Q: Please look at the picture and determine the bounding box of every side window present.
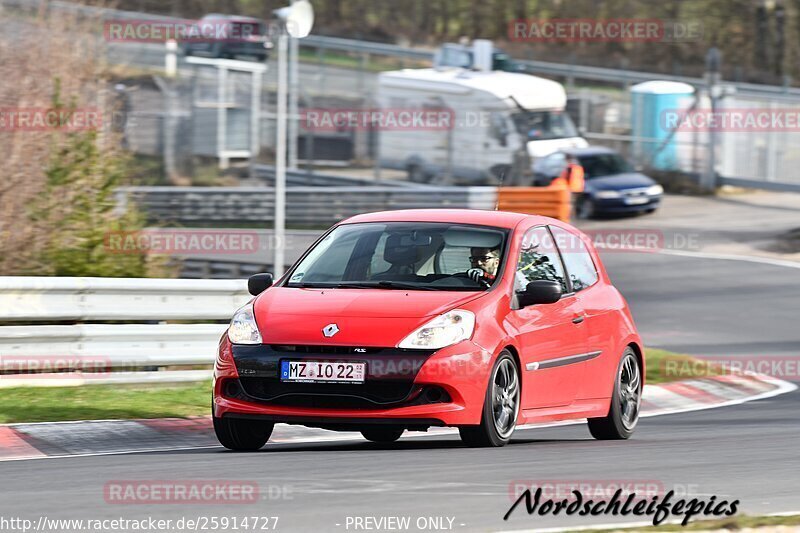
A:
[545,153,567,177]
[515,227,568,293]
[550,226,598,292]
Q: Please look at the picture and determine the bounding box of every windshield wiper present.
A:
[288,281,449,291]
[374,281,442,291]
[287,282,351,288]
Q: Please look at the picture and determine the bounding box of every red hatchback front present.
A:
[213,209,644,449]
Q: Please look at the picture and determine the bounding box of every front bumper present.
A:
[593,195,661,214]
[213,336,492,427]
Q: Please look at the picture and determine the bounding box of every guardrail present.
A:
[0,323,226,367]
[118,185,499,226]
[252,166,429,188]
[119,185,573,227]
[0,277,250,387]
[0,277,249,321]
[302,35,434,62]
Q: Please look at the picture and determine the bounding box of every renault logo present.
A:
[322,323,339,338]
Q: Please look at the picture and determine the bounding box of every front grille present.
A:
[623,187,651,197]
[270,345,383,355]
[238,377,415,405]
[230,378,449,409]
[229,344,440,410]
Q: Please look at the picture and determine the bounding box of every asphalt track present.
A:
[0,251,798,532]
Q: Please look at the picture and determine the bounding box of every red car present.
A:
[213,209,644,449]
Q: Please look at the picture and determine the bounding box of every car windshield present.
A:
[285,222,508,291]
[511,110,578,141]
[577,153,634,178]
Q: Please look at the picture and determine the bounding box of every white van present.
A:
[377,68,588,184]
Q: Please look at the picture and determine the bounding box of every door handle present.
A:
[572,315,585,324]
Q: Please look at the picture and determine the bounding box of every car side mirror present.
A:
[516,280,562,308]
[248,273,274,296]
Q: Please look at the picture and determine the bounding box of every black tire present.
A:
[577,196,596,219]
[588,347,641,440]
[361,427,405,443]
[644,208,657,214]
[213,415,273,451]
[459,351,520,448]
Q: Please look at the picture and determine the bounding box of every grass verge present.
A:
[567,513,800,531]
[644,348,723,385]
[0,381,211,424]
[0,348,721,424]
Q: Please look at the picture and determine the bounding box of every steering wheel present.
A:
[452,271,490,287]
[429,273,476,287]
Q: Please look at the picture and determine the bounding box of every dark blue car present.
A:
[533,146,663,218]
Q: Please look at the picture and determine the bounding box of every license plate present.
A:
[280,361,366,384]
[624,196,650,205]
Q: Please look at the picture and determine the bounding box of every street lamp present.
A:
[273,0,314,278]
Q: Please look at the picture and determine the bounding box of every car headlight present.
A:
[646,184,664,196]
[398,310,475,350]
[595,190,622,199]
[227,303,262,345]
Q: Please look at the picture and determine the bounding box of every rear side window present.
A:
[550,226,598,292]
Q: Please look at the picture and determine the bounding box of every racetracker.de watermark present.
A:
[104,230,272,255]
[663,356,800,380]
[662,108,800,132]
[0,356,112,377]
[104,19,264,43]
[527,229,701,254]
[302,108,455,132]
[103,481,292,504]
[508,19,702,43]
[508,480,700,501]
[0,108,101,132]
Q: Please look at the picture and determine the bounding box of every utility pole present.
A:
[272,0,314,278]
[702,47,721,191]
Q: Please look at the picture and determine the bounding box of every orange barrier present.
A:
[496,187,571,222]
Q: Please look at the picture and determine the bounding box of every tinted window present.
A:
[550,226,598,292]
[533,153,567,182]
[511,111,578,141]
[515,227,568,293]
[577,153,633,178]
[287,222,508,291]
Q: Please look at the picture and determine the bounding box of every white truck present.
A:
[377,66,588,184]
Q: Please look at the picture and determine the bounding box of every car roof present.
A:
[380,69,567,110]
[341,209,552,230]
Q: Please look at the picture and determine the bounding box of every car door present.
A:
[506,226,588,409]
[549,226,613,400]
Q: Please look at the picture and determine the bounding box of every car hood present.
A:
[586,172,655,191]
[252,287,485,346]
